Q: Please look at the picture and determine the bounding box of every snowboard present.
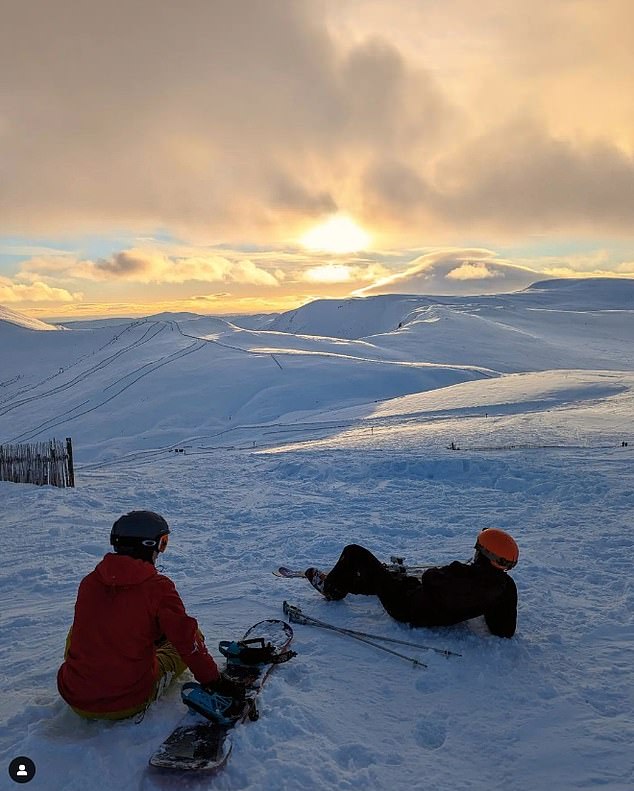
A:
[148,619,293,774]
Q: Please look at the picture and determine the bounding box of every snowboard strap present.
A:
[219,637,296,667]
[181,682,243,725]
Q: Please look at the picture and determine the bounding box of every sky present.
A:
[1,0,634,320]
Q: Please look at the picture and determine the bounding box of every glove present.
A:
[203,673,245,701]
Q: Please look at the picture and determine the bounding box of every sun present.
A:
[300,214,371,254]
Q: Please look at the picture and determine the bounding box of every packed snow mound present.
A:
[0,304,60,331]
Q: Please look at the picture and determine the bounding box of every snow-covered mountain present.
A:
[269,276,634,337]
[0,304,61,331]
[1,279,632,791]
[1,279,632,461]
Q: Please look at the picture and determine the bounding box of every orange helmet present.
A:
[475,528,519,571]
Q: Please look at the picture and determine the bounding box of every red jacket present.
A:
[57,553,219,714]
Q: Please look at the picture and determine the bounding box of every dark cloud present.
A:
[95,251,153,277]
[363,159,431,212]
[437,123,634,233]
[268,174,338,216]
[0,0,453,237]
[1,0,634,243]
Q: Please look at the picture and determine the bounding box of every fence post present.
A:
[0,438,76,488]
[66,437,75,488]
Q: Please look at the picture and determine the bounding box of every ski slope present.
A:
[1,278,633,790]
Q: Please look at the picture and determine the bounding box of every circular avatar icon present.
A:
[8,756,36,784]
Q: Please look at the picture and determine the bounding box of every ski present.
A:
[147,619,294,775]
[272,566,307,578]
[273,559,437,579]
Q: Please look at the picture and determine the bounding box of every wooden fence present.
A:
[0,437,75,488]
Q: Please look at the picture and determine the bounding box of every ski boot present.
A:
[305,568,344,600]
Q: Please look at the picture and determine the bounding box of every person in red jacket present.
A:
[305,528,519,638]
[57,510,240,720]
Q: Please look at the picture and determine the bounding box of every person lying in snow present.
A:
[305,528,519,638]
[57,510,242,720]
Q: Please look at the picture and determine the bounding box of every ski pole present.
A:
[326,623,460,658]
[283,602,460,658]
[283,602,427,668]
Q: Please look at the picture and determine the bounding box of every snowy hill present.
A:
[269,293,429,338]
[0,279,632,458]
[520,276,634,308]
[1,279,633,790]
[269,276,634,337]
[267,278,634,373]
[0,304,60,331]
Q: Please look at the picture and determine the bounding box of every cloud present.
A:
[434,122,634,234]
[19,249,280,286]
[304,264,354,284]
[2,0,634,247]
[446,263,496,281]
[191,293,232,302]
[0,276,81,303]
[356,249,543,295]
[268,175,338,216]
[302,262,389,284]
[0,0,458,243]
[363,160,431,213]
[542,264,634,280]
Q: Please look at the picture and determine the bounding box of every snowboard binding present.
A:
[219,637,296,667]
[181,682,248,725]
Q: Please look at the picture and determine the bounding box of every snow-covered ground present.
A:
[1,279,633,790]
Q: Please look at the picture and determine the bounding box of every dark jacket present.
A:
[403,559,517,637]
[57,553,219,714]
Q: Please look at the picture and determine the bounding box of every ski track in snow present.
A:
[1,282,633,790]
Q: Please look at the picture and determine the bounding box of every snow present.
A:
[1,279,633,790]
[0,305,60,332]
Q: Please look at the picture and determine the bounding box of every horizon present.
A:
[1,272,632,326]
[2,1,634,320]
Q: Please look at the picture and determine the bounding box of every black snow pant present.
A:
[324,544,427,624]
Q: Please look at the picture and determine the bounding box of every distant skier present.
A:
[305,528,519,638]
[57,510,242,720]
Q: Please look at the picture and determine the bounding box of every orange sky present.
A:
[1,1,634,318]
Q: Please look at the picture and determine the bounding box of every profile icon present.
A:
[8,756,36,784]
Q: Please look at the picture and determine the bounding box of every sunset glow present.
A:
[300,216,371,254]
[1,1,634,319]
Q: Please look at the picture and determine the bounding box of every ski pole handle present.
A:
[283,601,309,625]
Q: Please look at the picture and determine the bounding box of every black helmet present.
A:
[110,510,170,560]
